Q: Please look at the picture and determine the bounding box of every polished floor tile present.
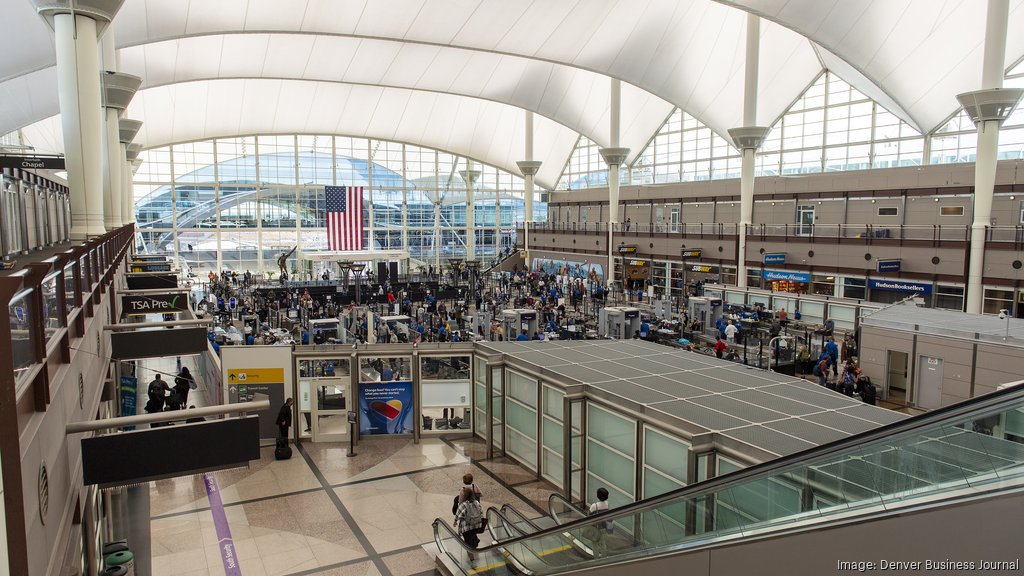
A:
[145,372,549,576]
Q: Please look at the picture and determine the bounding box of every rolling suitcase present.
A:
[275,437,292,460]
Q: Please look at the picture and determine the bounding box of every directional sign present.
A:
[226,368,284,384]
[0,155,66,170]
[122,293,187,315]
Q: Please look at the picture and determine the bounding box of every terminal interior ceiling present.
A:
[4,2,1024,576]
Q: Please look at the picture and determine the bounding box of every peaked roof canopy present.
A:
[3,0,1022,188]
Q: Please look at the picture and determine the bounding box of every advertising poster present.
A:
[120,375,138,431]
[359,381,414,435]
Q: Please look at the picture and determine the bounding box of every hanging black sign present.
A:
[681,249,703,258]
[0,155,66,170]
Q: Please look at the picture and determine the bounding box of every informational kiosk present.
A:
[502,309,539,340]
[599,306,640,339]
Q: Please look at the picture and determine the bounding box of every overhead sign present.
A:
[681,248,703,259]
[868,279,933,295]
[876,259,901,273]
[689,264,719,274]
[762,253,787,265]
[617,244,638,255]
[627,259,648,267]
[130,262,171,272]
[226,368,285,384]
[763,269,810,283]
[122,293,187,315]
[0,155,66,170]
[111,327,209,359]
[126,273,178,290]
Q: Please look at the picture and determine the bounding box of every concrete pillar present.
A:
[119,119,142,225]
[459,163,481,261]
[517,110,542,269]
[600,79,630,290]
[53,13,105,239]
[729,13,770,289]
[959,0,1023,313]
[100,28,140,231]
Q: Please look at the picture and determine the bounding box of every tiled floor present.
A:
[144,365,555,576]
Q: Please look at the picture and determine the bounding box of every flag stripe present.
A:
[326,185,364,251]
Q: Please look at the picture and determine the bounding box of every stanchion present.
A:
[347,410,357,457]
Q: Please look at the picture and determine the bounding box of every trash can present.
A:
[104,550,134,576]
[101,540,129,556]
[100,566,128,576]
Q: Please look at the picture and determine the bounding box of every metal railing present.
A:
[2,224,135,411]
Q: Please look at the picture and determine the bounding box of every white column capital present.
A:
[516,160,543,176]
[458,169,481,185]
[119,119,142,144]
[33,0,124,33]
[101,71,142,111]
[728,126,771,150]
[956,89,1023,127]
[598,147,630,167]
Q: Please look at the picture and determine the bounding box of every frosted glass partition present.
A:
[725,290,745,304]
[827,304,856,330]
[798,300,825,324]
[748,293,770,307]
[642,426,689,495]
[773,295,795,315]
[541,385,565,487]
[491,367,504,450]
[506,369,538,470]
[586,403,636,508]
[474,356,487,436]
[641,426,689,546]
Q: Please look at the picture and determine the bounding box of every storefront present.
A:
[762,269,810,294]
[867,278,933,304]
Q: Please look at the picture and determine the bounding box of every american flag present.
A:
[326,185,364,251]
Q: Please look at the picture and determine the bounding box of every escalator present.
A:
[434,380,1024,575]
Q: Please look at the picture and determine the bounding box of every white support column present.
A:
[729,13,770,289]
[100,32,119,229]
[52,12,107,239]
[119,117,142,226]
[517,111,542,270]
[459,162,481,261]
[600,78,630,291]
[959,0,1023,313]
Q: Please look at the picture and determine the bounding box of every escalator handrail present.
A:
[429,379,1024,562]
[501,504,545,533]
[546,493,587,525]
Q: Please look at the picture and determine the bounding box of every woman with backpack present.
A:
[453,486,485,560]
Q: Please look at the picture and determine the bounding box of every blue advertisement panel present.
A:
[762,253,787,265]
[763,269,810,282]
[359,381,414,435]
[120,375,138,431]
[868,279,933,295]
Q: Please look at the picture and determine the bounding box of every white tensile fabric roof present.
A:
[2,0,1022,188]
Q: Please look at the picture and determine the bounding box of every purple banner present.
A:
[203,473,243,576]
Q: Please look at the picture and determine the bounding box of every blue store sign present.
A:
[763,269,810,283]
[876,259,901,273]
[868,279,932,295]
[762,253,787,265]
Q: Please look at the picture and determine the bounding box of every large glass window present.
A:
[132,136,536,272]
